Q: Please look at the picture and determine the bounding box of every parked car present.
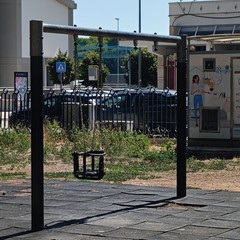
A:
[8,88,183,137]
[97,88,178,135]
[9,91,109,128]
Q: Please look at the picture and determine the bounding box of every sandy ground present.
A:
[124,170,240,192]
[2,163,240,192]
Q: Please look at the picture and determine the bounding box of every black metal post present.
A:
[73,152,79,174]
[138,0,142,88]
[176,35,187,198]
[73,25,78,87]
[30,20,44,231]
[98,36,103,89]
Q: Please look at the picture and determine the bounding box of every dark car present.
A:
[9,91,108,128]
[97,88,178,135]
[9,89,180,136]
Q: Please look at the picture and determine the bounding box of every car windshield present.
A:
[104,94,127,107]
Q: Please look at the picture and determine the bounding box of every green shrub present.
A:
[206,159,227,170]
[187,157,206,172]
[0,128,30,152]
[125,131,150,157]
[0,121,232,183]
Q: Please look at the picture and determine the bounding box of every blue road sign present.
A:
[56,62,66,73]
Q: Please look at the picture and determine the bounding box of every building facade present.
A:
[170,0,240,151]
[169,0,240,50]
[0,0,76,88]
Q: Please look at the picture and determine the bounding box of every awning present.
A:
[188,34,240,43]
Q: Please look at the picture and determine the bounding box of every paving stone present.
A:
[103,227,163,239]
[52,200,111,211]
[133,187,175,196]
[133,205,187,217]
[216,210,240,221]
[45,192,98,202]
[115,211,161,221]
[114,200,153,207]
[127,220,185,232]
[208,238,227,240]
[217,227,240,240]
[172,225,229,237]
[0,227,32,240]
[99,203,130,212]
[172,208,219,220]
[173,196,222,206]
[1,180,240,239]
[187,189,219,196]
[0,196,30,205]
[5,230,93,239]
[214,200,240,208]
[0,208,29,218]
[58,223,117,236]
[157,215,202,225]
[193,218,240,229]
[195,204,238,215]
[203,191,240,201]
[0,218,30,231]
[88,215,143,228]
[148,231,206,240]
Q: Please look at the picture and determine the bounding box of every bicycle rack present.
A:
[72,150,105,180]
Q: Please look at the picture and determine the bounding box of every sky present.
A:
[73,0,199,36]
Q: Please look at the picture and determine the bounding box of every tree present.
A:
[47,50,75,85]
[123,48,158,87]
[79,51,109,88]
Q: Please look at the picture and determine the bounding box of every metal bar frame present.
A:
[30,21,44,231]
[30,20,186,231]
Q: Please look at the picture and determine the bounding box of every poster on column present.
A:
[14,72,28,98]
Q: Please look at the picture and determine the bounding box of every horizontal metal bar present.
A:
[43,23,181,43]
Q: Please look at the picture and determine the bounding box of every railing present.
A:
[1,88,186,138]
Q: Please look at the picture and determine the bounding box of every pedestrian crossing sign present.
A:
[56,62,66,73]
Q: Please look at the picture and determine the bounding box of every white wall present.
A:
[22,0,70,58]
[0,0,75,88]
[0,0,22,87]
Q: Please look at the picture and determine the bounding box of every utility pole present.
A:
[138,0,142,87]
[115,18,120,85]
[73,25,78,89]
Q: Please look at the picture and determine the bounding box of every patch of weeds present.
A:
[0,172,27,180]
[44,144,58,163]
[60,142,74,163]
[104,155,175,183]
[143,151,175,163]
[206,159,227,170]
[138,173,157,180]
[187,157,206,172]
[44,172,74,180]
[14,129,31,152]
[0,150,29,167]
[44,120,67,142]
[100,129,126,157]
[142,147,176,172]
[0,128,30,152]
[104,165,128,182]
[125,132,150,158]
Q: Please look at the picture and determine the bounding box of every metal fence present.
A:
[0,88,184,138]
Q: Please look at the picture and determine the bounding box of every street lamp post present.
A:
[73,25,78,89]
[115,18,120,85]
[138,0,142,87]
